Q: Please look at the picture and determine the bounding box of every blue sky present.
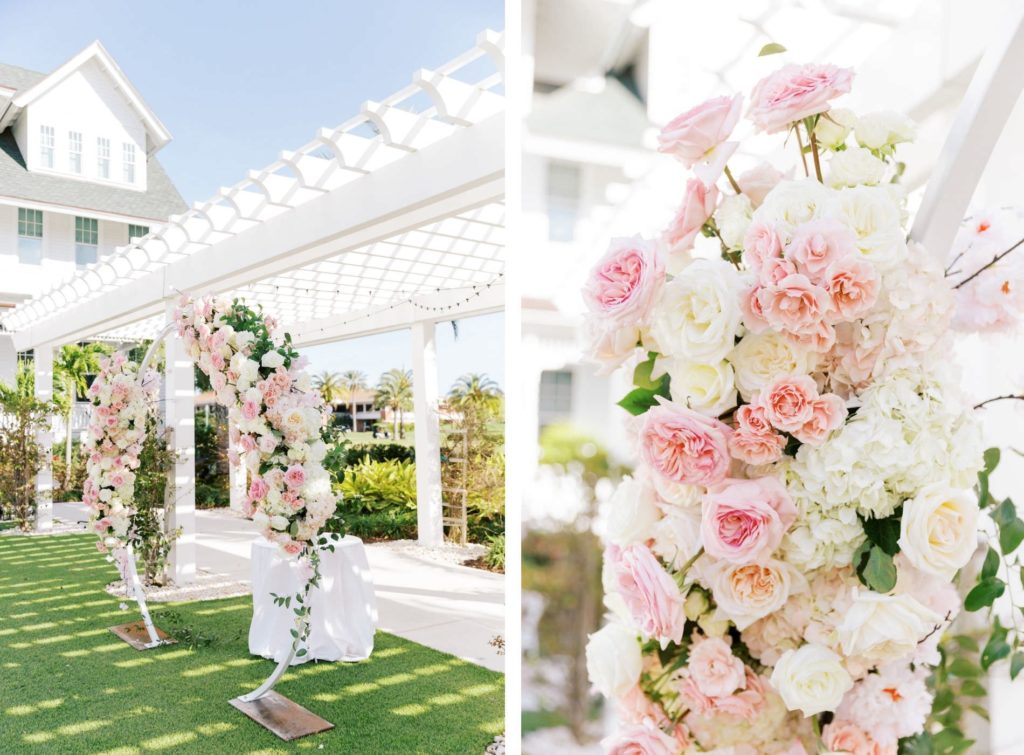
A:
[0,0,505,386]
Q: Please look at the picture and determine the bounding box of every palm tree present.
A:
[54,342,112,487]
[375,368,414,439]
[313,371,342,407]
[339,370,368,431]
[447,372,503,414]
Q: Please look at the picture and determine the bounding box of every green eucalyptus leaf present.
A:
[861,546,897,592]
[758,42,787,56]
[949,657,982,677]
[981,637,1011,670]
[960,678,986,697]
[1000,515,1024,555]
[981,547,1000,581]
[965,578,1005,612]
[984,447,1001,474]
[862,511,902,556]
[1011,651,1024,680]
[993,498,1016,528]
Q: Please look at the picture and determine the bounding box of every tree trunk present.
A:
[351,399,357,432]
[393,405,399,439]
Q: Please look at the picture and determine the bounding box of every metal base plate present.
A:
[108,621,176,650]
[229,691,334,741]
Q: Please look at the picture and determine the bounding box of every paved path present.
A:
[52,503,505,672]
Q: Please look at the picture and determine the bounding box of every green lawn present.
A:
[0,535,504,754]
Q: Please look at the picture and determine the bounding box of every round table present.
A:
[248,535,377,665]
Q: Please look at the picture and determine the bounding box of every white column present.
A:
[228,416,246,512]
[411,320,443,546]
[33,343,55,532]
[0,333,16,388]
[164,304,197,584]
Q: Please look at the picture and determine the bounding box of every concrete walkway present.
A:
[52,503,505,673]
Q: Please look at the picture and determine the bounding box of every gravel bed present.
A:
[105,570,252,603]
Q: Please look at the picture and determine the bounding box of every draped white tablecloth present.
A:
[248,535,377,665]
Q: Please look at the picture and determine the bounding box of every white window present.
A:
[122,143,135,183]
[40,125,55,169]
[97,137,110,179]
[68,131,82,174]
[75,216,99,265]
[545,161,581,242]
[17,208,43,265]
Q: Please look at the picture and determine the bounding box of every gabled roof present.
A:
[0,130,186,221]
[1,41,171,155]
[0,63,46,93]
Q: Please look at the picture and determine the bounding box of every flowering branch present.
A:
[953,235,1024,289]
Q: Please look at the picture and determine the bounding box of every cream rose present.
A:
[752,178,831,242]
[705,558,808,630]
[898,483,980,580]
[770,644,853,716]
[586,621,642,698]
[714,193,753,251]
[855,110,916,150]
[838,590,941,662]
[664,358,738,417]
[826,185,906,269]
[605,476,661,546]
[814,107,856,149]
[729,331,817,402]
[827,146,886,188]
[648,258,742,363]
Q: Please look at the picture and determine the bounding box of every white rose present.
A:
[651,477,701,508]
[828,146,886,188]
[648,258,742,363]
[651,501,702,570]
[253,511,270,531]
[583,319,639,375]
[826,185,906,268]
[729,331,817,403]
[705,559,808,630]
[261,350,286,369]
[855,110,916,150]
[663,358,737,417]
[605,476,660,546]
[269,514,290,531]
[752,178,831,242]
[838,590,941,662]
[586,621,642,698]
[714,193,753,250]
[770,644,853,716]
[814,107,856,149]
[898,483,979,580]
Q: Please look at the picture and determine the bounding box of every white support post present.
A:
[33,343,55,532]
[164,304,197,584]
[411,321,443,546]
[228,417,246,512]
[0,333,16,388]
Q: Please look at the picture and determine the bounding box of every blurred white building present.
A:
[521,0,1024,750]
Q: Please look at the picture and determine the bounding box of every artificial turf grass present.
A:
[0,534,504,754]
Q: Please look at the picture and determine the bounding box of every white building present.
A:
[0,41,186,310]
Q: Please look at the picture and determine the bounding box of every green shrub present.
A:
[342,508,417,541]
[340,458,417,512]
[347,443,415,464]
[485,533,505,571]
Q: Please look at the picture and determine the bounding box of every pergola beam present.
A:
[10,115,503,352]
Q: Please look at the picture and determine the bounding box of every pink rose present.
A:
[663,179,719,257]
[737,162,785,207]
[759,273,833,336]
[109,472,126,488]
[616,686,670,727]
[606,544,686,645]
[248,477,269,501]
[729,427,785,466]
[639,401,732,487]
[241,399,260,421]
[282,540,304,556]
[792,394,847,446]
[785,318,837,353]
[786,219,857,280]
[284,464,306,489]
[687,636,746,697]
[712,669,768,721]
[701,477,796,563]
[239,434,257,453]
[601,720,679,755]
[822,720,894,755]
[742,222,782,274]
[748,63,854,134]
[582,236,664,326]
[259,435,279,455]
[825,256,880,321]
[758,374,819,432]
[658,95,742,166]
[761,255,799,285]
[734,404,772,435]
[739,284,771,334]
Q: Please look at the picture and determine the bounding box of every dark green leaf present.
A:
[861,546,897,592]
[296,647,307,657]
[1000,515,1024,555]
[954,634,980,652]
[1011,652,1024,679]
[758,42,787,56]
[898,732,934,755]
[632,353,664,391]
[993,498,1016,528]
[932,686,955,711]
[984,447,1001,474]
[862,511,902,556]
[617,387,662,416]
[964,578,1005,611]
[949,657,982,677]
[981,637,1011,670]
[960,678,986,696]
[981,547,1001,580]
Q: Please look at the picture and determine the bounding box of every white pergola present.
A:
[0,30,505,583]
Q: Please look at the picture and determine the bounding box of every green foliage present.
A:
[0,387,54,528]
[342,507,418,541]
[194,405,229,508]
[346,442,416,464]
[341,458,418,512]
[485,533,505,571]
[758,42,787,56]
[617,352,671,416]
